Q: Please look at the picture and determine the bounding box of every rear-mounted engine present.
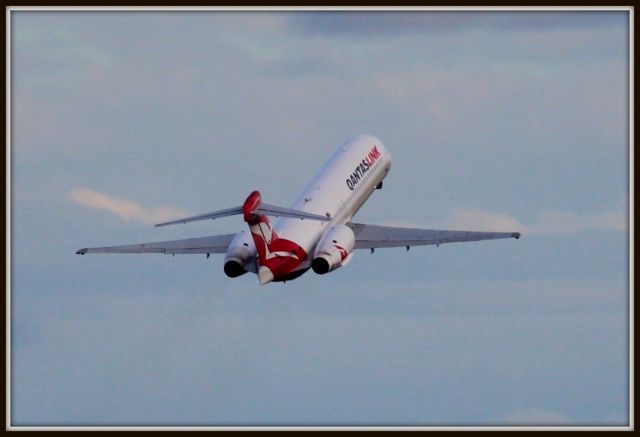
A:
[312,225,355,274]
[223,230,256,278]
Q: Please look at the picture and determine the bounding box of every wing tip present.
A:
[154,220,178,227]
[512,232,521,239]
[76,248,88,255]
[154,220,193,227]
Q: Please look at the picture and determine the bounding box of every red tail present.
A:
[243,190,278,263]
[242,191,307,284]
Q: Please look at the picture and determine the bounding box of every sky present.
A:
[9,9,631,427]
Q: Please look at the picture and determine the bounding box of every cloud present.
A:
[290,11,626,37]
[70,188,189,225]
[533,209,628,234]
[437,208,531,233]
[434,207,627,235]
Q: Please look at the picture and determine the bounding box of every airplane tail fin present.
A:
[243,191,314,285]
[243,190,277,259]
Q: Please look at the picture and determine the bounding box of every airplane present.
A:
[76,134,521,285]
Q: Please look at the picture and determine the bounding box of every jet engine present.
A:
[223,230,257,277]
[312,225,355,274]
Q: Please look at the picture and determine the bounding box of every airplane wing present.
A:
[76,234,236,255]
[347,223,520,249]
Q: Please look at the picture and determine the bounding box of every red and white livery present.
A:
[77,135,520,285]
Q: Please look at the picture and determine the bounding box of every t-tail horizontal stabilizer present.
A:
[154,193,331,227]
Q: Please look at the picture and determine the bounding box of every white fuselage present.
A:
[230,135,392,275]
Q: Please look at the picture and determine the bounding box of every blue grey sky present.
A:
[10,9,630,427]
